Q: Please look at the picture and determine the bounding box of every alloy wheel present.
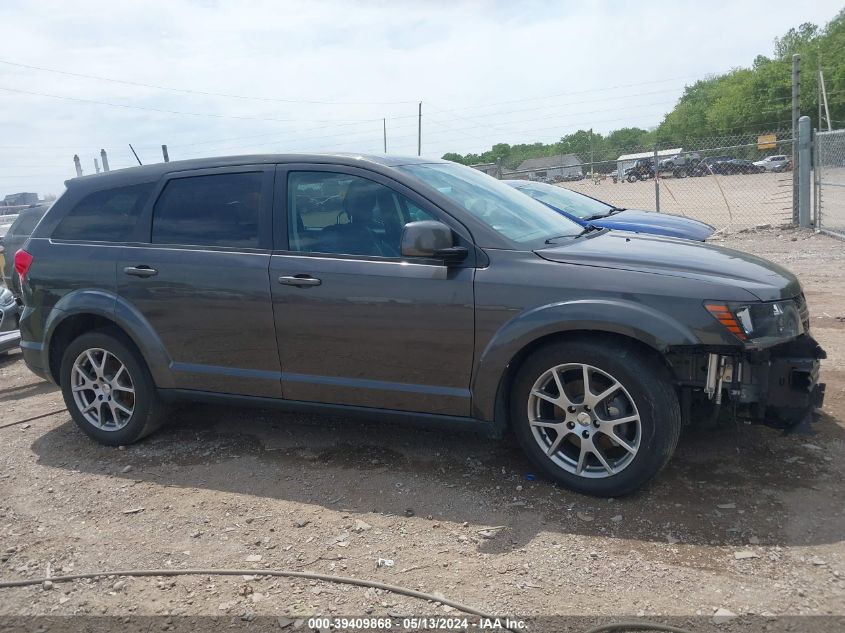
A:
[527,363,641,478]
[70,348,136,431]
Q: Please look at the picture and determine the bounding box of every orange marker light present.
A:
[705,303,747,341]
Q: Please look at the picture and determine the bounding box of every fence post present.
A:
[73,154,82,178]
[100,149,110,172]
[798,116,811,228]
[791,53,800,224]
[653,146,660,213]
[813,128,820,227]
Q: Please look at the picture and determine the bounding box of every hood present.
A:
[536,231,801,301]
[590,209,715,241]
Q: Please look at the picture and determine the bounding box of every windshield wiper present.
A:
[544,233,579,244]
[575,224,604,237]
[584,207,623,221]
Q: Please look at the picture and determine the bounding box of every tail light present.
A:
[14,249,34,285]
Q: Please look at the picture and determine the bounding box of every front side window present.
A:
[152,172,262,248]
[399,162,582,246]
[287,171,435,257]
[52,183,153,242]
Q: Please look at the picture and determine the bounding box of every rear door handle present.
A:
[124,265,158,278]
[278,274,321,287]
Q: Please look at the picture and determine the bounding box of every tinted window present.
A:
[287,172,435,257]
[152,172,262,248]
[52,184,153,242]
[9,207,48,236]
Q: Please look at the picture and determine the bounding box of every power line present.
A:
[0,58,419,106]
[0,85,381,124]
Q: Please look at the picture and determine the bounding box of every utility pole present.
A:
[161,144,170,162]
[383,118,387,154]
[417,102,422,157]
[100,148,110,172]
[792,53,800,224]
[819,69,832,132]
[73,154,82,178]
[589,128,594,178]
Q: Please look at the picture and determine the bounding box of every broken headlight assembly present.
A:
[705,300,803,347]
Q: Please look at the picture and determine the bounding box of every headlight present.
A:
[705,300,803,344]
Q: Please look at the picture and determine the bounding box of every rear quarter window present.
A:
[52,183,154,242]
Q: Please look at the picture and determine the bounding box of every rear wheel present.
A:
[60,330,165,446]
[511,340,681,496]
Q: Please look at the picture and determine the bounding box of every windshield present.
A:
[509,181,613,219]
[398,162,582,246]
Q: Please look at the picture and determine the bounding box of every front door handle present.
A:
[124,265,158,278]
[278,274,321,288]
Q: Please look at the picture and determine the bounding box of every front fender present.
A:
[470,299,699,422]
[42,289,174,388]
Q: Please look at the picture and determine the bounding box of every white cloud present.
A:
[0,0,840,196]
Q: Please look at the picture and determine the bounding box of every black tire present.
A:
[60,329,166,446]
[510,339,681,497]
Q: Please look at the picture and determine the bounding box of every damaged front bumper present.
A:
[705,335,826,427]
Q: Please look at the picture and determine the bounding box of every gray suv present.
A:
[15,154,825,496]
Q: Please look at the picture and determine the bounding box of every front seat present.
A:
[329,180,385,256]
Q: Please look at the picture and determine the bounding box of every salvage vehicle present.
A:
[504,179,714,241]
[14,154,825,496]
[0,287,21,354]
[1,205,49,297]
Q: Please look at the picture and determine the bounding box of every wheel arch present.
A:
[44,290,173,388]
[472,300,697,431]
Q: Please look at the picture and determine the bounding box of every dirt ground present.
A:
[0,227,843,632]
[564,172,795,230]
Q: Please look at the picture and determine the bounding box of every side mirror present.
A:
[400,221,468,264]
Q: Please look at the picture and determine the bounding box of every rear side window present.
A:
[9,208,46,236]
[152,172,262,248]
[52,184,153,242]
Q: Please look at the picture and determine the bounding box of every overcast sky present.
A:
[0,0,841,197]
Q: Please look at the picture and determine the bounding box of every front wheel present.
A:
[511,340,681,496]
[60,330,166,446]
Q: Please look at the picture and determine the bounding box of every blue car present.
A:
[505,179,715,241]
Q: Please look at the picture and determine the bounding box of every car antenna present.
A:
[129,144,143,166]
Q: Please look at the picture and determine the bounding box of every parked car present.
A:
[754,154,791,172]
[693,156,734,176]
[624,158,654,182]
[0,286,21,354]
[16,154,825,496]
[723,159,763,175]
[1,205,49,296]
[504,180,714,240]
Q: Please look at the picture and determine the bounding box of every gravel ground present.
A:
[0,227,843,632]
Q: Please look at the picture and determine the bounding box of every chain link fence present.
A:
[474,131,796,232]
[815,129,845,239]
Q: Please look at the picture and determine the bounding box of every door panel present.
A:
[118,246,281,397]
[270,254,474,414]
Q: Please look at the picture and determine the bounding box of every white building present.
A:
[616,148,682,180]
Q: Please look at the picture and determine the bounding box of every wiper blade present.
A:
[608,206,626,215]
[575,224,603,237]
[544,233,579,244]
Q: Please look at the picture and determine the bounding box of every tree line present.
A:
[443,9,844,169]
